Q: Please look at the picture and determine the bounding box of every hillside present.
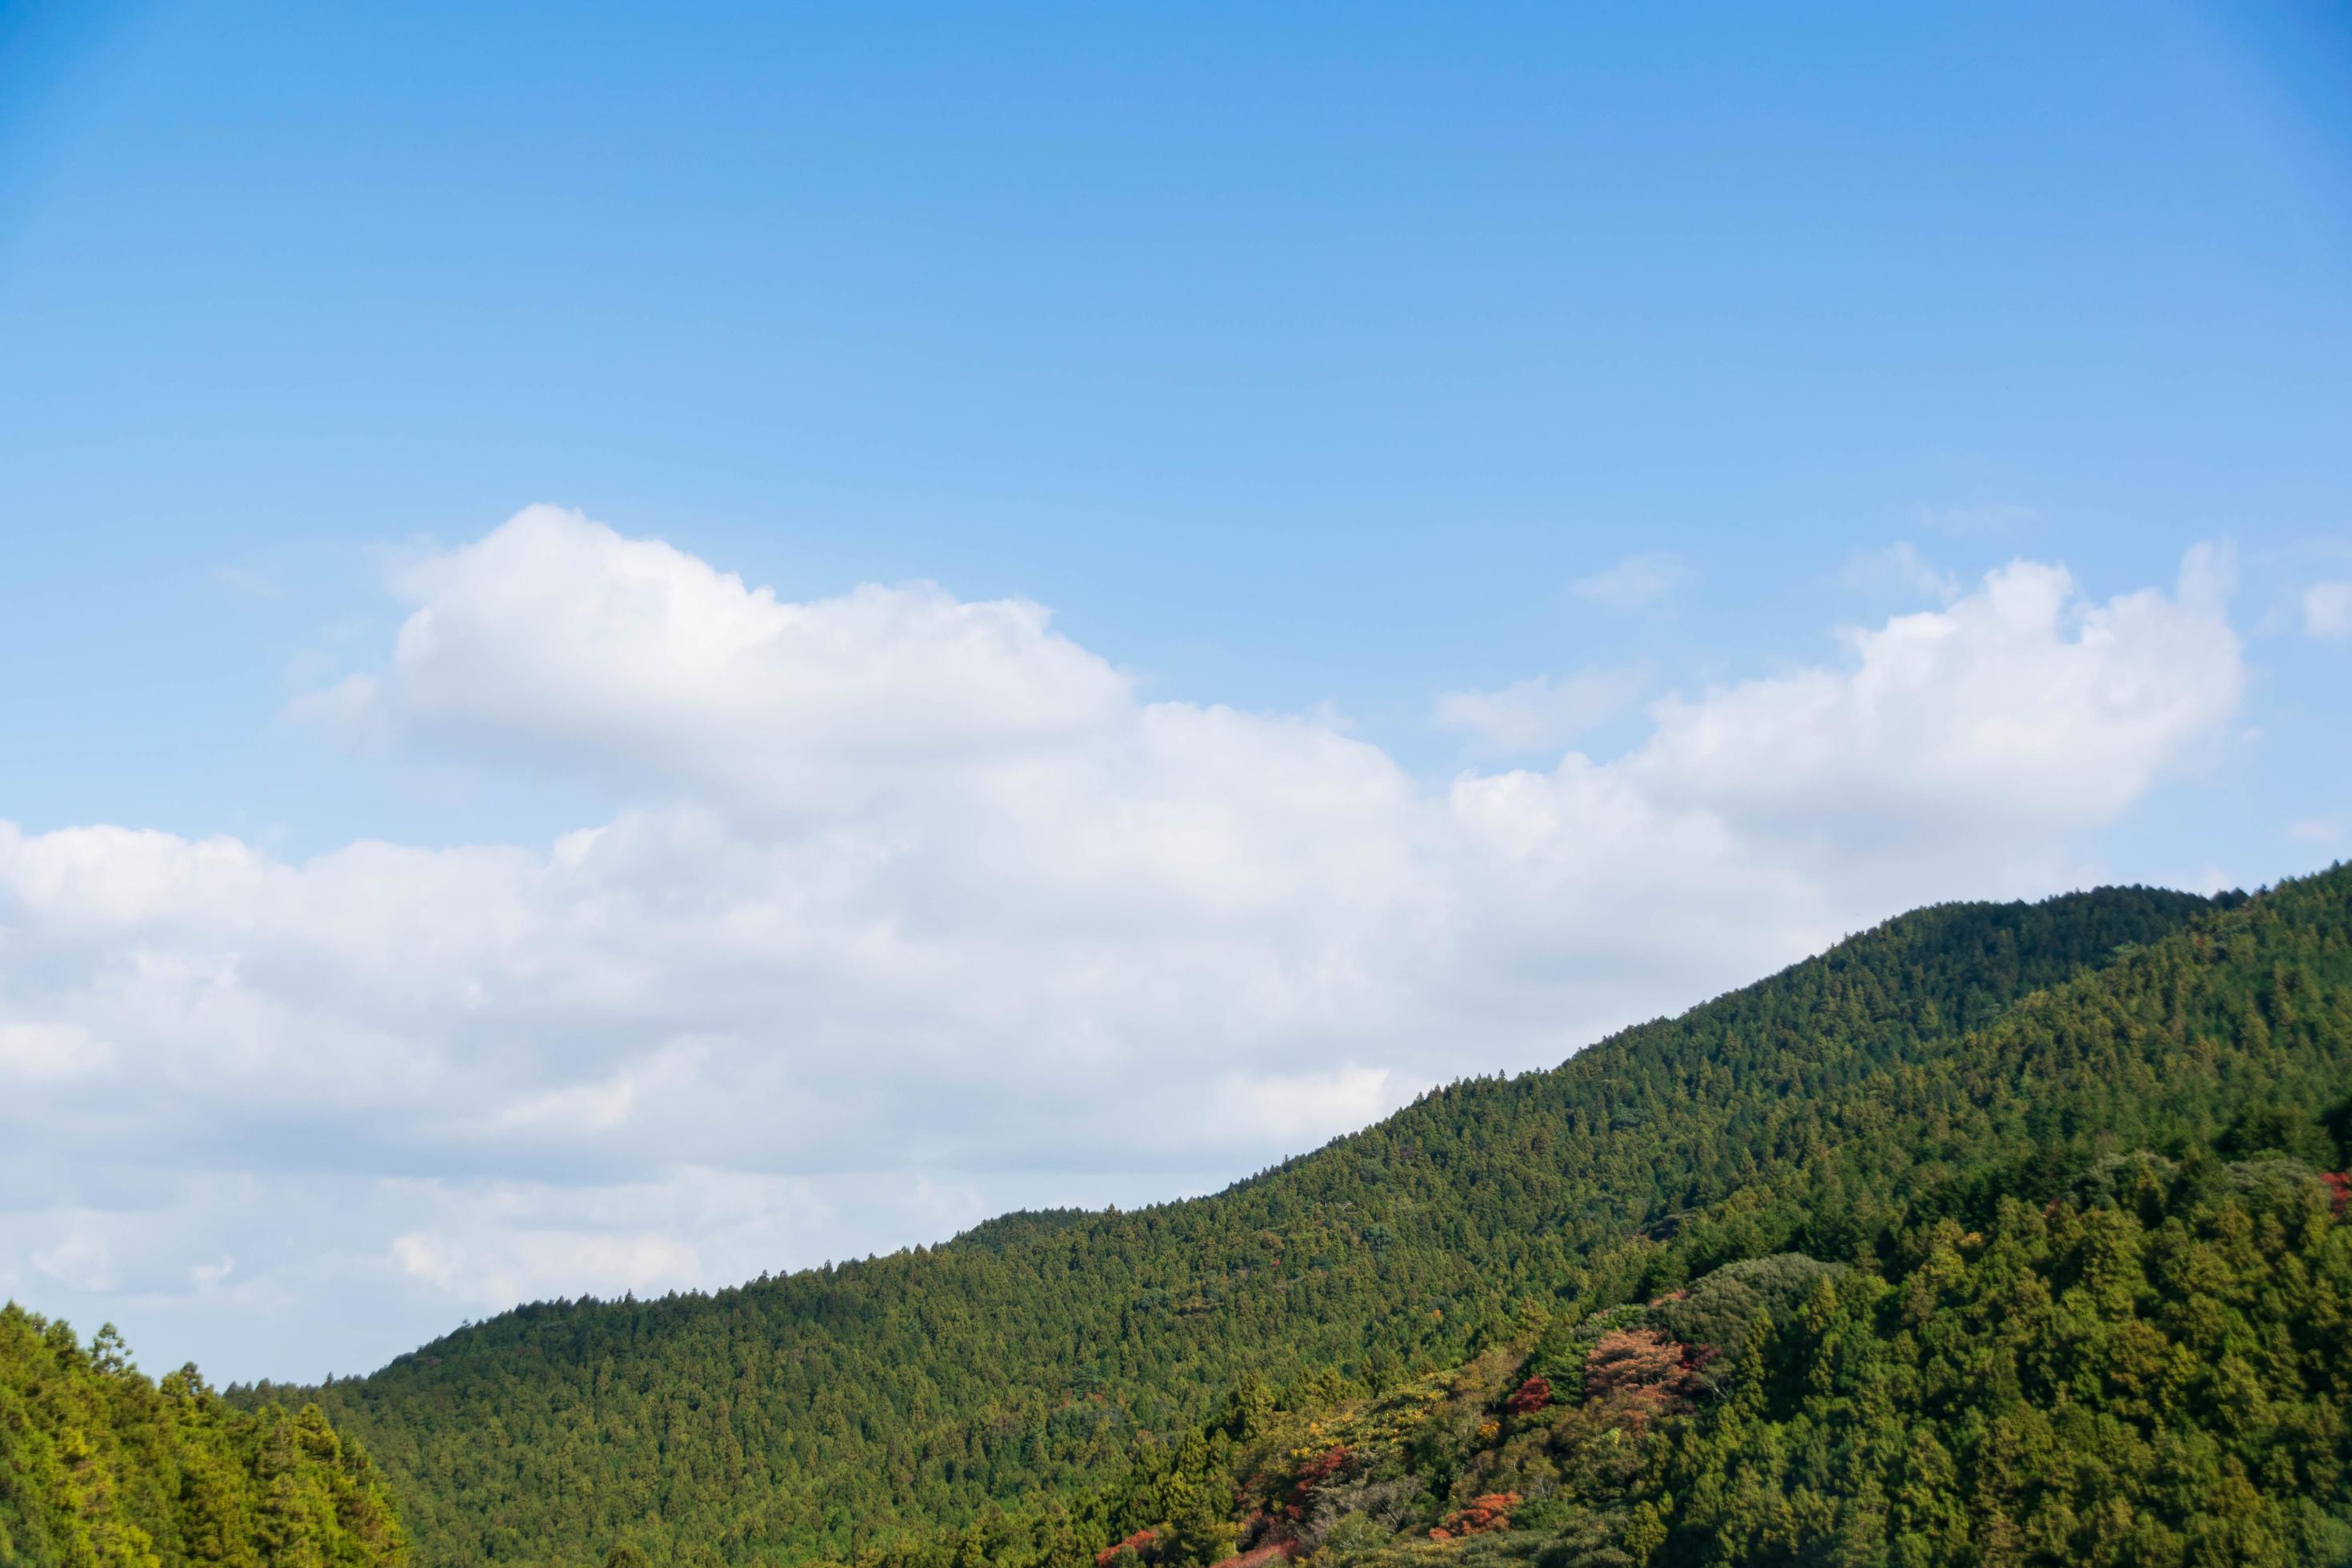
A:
[836,867,2352,1568]
[250,870,2352,1565]
[893,1143,2350,1568]
[0,1308,406,1566]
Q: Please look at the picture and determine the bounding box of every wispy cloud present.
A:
[2302,581,2350,641]
[1434,666,1650,755]
[207,563,282,599]
[1840,541,1961,603]
[1569,550,1685,608]
[1910,502,2037,538]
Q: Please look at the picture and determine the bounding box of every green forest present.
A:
[11,864,2350,1565]
[0,1305,406,1566]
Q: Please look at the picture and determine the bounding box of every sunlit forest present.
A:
[0,1306,406,1566]
[149,864,2343,1566]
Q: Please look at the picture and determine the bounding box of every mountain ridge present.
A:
[234,869,2352,1565]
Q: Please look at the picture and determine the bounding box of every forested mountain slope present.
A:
[267,870,2352,1566]
[909,1147,2351,1568]
[0,1308,406,1566]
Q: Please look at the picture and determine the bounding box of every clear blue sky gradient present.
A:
[2,0,2348,883]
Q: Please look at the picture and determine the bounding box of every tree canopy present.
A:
[0,1307,406,1567]
[222,866,2351,1564]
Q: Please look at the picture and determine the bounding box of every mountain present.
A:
[1011,1139,2350,1568]
[242,866,2351,1566]
[0,1307,406,1566]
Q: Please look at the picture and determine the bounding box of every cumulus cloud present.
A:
[292,506,1130,807]
[0,508,2248,1380]
[1568,551,1684,607]
[1632,548,2242,838]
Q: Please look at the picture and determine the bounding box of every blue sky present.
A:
[1,1,2349,1380]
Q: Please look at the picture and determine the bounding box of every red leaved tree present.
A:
[1286,1446,1352,1514]
[1504,1376,1552,1415]
[1429,1494,1519,1541]
[1095,1529,1156,1567]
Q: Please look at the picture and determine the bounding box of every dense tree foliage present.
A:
[0,1307,406,1566]
[884,1148,2350,1568]
[1310,1153,2346,1566]
[249,868,2350,1565]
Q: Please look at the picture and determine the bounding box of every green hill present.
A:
[956,1140,2350,1568]
[0,1307,406,1566]
[246,866,2352,1566]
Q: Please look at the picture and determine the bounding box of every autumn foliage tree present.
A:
[1428,1494,1518,1541]
[1582,1330,1706,1422]
[1502,1377,1550,1415]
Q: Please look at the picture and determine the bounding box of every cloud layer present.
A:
[0,508,2246,1378]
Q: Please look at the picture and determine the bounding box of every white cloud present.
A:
[1211,1066,1398,1147]
[1568,551,1684,608]
[1840,541,1961,603]
[492,1041,707,1138]
[1432,667,1649,755]
[34,1226,111,1293]
[0,1020,111,1082]
[391,1226,699,1310]
[0,509,2248,1379]
[1631,549,2242,838]
[2303,580,2351,640]
[2184,862,2237,898]
[291,506,1130,809]
[380,1166,850,1309]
